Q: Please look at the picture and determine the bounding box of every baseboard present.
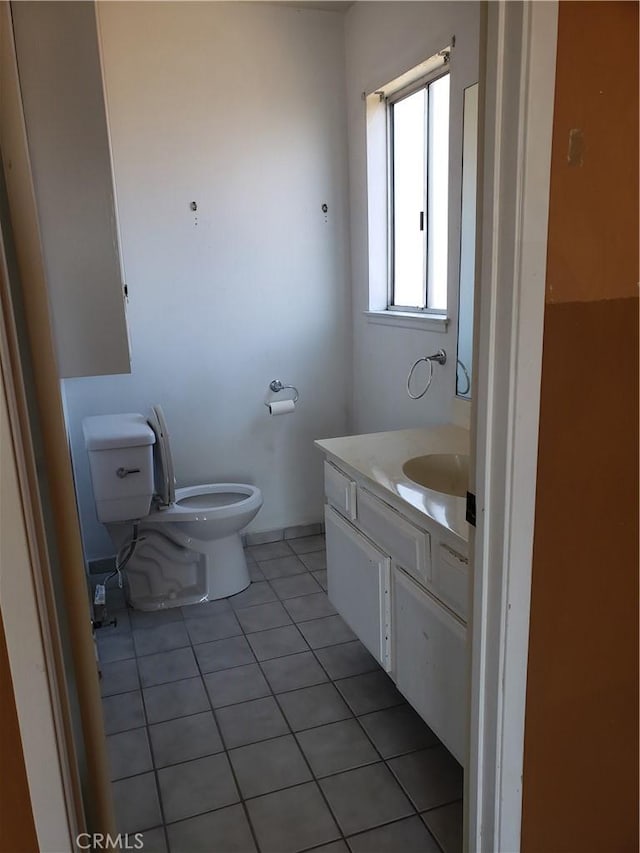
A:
[242,521,324,547]
[89,522,326,570]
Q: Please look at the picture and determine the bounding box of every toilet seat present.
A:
[147,482,262,524]
[147,405,261,526]
[148,405,176,508]
[146,405,261,526]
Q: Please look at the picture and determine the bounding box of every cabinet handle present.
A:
[116,467,140,478]
[346,482,358,521]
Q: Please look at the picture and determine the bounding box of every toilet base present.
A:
[107,524,250,611]
[202,533,251,600]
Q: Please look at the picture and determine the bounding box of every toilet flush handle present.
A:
[116,467,141,478]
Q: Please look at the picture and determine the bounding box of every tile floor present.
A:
[95,535,463,853]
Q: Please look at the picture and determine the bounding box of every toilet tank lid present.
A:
[83,414,156,451]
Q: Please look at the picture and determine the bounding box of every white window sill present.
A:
[364,310,449,332]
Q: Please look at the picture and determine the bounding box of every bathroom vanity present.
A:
[315,426,470,764]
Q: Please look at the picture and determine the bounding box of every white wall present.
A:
[63,1,351,560]
[344,1,479,433]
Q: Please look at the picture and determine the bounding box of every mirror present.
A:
[456,82,479,399]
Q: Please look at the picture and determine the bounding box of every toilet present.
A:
[83,406,262,611]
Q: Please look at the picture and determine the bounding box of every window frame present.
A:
[386,64,450,315]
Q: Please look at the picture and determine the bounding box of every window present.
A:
[388,71,450,313]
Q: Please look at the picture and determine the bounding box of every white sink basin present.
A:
[402,453,469,498]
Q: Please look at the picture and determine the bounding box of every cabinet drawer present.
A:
[358,487,431,586]
[433,544,469,622]
[324,461,357,521]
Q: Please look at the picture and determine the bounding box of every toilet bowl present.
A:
[83,407,263,611]
[152,483,263,540]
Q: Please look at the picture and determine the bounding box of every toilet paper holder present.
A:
[265,379,299,406]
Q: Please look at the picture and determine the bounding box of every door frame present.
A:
[0,0,114,845]
[0,268,80,853]
[467,2,558,851]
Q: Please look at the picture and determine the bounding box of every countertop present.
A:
[315,425,470,542]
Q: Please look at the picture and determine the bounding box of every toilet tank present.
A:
[83,413,156,523]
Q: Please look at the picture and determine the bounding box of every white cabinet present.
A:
[391,566,467,763]
[322,455,469,765]
[11,1,130,378]
[325,506,390,670]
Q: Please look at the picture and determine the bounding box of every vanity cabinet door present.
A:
[325,506,390,670]
[391,566,467,764]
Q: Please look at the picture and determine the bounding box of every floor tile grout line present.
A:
[229,575,324,609]
[420,800,463,853]
[103,630,366,697]
[246,624,314,664]
[294,810,444,853]
[302,635,434,827]
[99,642,344,698]
[229,584,351,847]
[105,651,418,744]
[155,779,447,853]
[155,772,451,843]
[306,639,381,688]
[139,680,356,742]
[231,594,435,848]
[153,796,454,853]
[109,732,440,787]
[105,545,304,845]
[251,544,325,562]
[112,582,260,842]
[249,656,350,848]
[420,795,464,815]
[127,651,170,849]
[185,620,265,853]
[147,779,453,853]
[345,811,445,853]
[103,580,336,660]
[343,692,431,787]
[418,817,448,853]
[326,690,429,827]
[104,542,460,852]
[111,723,444,831]
[111,700,442,787]
[132,678,158,798]
[101,624,370,692]
[110,704,444,778]
[383,743,455,818]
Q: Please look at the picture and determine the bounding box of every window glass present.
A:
[392,88,426,308]
[427,73,450,310]
[389,72,450,312]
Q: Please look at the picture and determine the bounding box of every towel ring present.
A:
[456,358,471,396]
[407,350,447,400]
[264,379,299,407]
